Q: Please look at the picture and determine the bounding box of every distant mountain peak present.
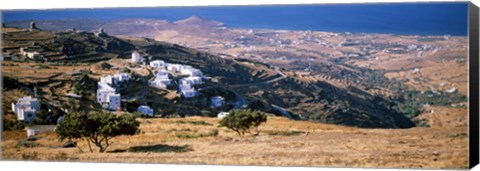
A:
[177,15,204,22]
[187,15,203,20]
[174,15,224,27]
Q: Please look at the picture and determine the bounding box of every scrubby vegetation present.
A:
[265,130,305,136]
[55,112,140,152]
[219,109,267,137]
[175,120,213,126]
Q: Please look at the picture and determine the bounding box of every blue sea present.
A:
[1,2,469,36]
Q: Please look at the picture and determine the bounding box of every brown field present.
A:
[1,116,468,169]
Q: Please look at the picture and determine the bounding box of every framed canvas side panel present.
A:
[469,1,479,169]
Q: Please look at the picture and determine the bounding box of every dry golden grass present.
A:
[1,116,467,169]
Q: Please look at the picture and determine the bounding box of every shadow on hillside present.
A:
[108,144,193,153]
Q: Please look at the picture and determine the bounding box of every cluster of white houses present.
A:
[11,51,228,124]
[135,51,227,111]
[144,53,204,98]
[135,51,227,110]
[96,72,131,111]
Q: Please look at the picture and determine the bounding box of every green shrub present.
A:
[100,62,112,70]
[3,119,25,130]
[56,111,140,152]
[219,109,267,137]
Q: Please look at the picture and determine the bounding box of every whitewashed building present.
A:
[149,78,171,88]
[156,70,170,79]
[150,60,166,69]
[217,112,230,118]
[96,82,121,110]
[445,86,457,93]
[149,69,171,88]
[131,51,144,63]
[180,68,203,77]
[20,47,43,60]
[179,76,202,85]
[211,96,225,108]
[137,105,154,116]
[179,83,192,91]
[166,64,183,73]
[12,96,41,124]
[101,73,129,88]
[100,75,114,85]
[412,68,421,74]
[181,89,198,98]
[25,52,42,59]
[179,84,197,98]
[26,128,36,137]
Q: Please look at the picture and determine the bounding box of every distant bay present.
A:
[2,2,468,36]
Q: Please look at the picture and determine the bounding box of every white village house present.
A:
[131,51,144,63]
[180,68,203,77]
[217,112,230,118]
[179,76,202,86]
[149,69,171,88]
[150,60,166,69]
[12,96,41,124]
[150,77,171,88]
[137,105,154,116]
[20,47,43,60]
[96,82,121,110]
[182,89,198,98]
[179,84,197,98]
[166,64,183,73]
[101,73,130,88]
[445,86,457,93]
[26,128,36,137]
[211,96,225,108]
[100,75,114,85]
[156,70,170,79]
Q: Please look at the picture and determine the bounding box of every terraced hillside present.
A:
[2,27,416,128]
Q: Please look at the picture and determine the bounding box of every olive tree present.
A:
[219,109,267,137]
[55,111,140,152]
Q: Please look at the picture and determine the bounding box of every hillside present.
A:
[2,26,418,128]
[2,27,135,62]
[1,116,468,169]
